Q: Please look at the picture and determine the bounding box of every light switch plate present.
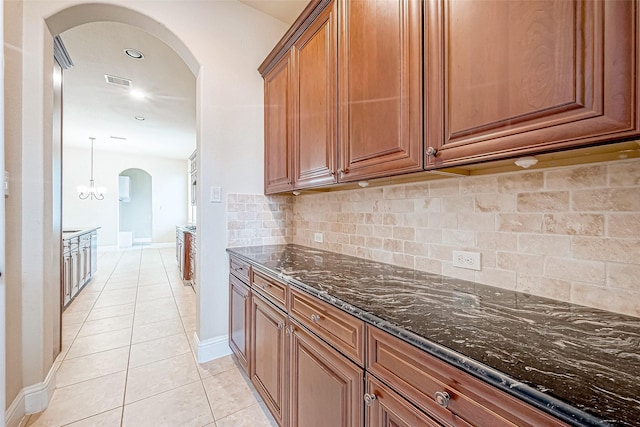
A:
[314,232,323,243]
[210,186,221,203]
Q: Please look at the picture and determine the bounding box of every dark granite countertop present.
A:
[227,244,640,427]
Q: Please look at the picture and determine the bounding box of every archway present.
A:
[118,168,152,247]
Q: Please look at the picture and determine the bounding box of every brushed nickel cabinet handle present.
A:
[310,314,321,323]
[434,391,450,408]
[364,393,377,406]
[426,146,438,157]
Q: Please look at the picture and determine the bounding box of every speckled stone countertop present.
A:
[227,244,640,427]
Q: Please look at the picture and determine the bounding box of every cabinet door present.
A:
[265,52,295,194]
[339,0,423,182]
[289,321,363,427]
[293,0,338,189]
[251,292,288,426]
[366,375,440,427]
[63,254,72,306]
[426,0,640,167]
[229,274,251,374]
[70,250,79,297]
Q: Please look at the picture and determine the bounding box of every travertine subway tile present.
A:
[543,213,604,236]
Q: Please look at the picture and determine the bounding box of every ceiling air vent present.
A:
[104,74,132,88]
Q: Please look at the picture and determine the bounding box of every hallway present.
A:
[24,247,275,426]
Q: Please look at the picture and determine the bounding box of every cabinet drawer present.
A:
[230,257,251,283]
[252,271,287,310]
[367,327,568,427]
[289,287,365,366]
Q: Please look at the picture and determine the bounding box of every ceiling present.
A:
[60,1,307,160]
[238,0,308,24]
[61,21,197,159]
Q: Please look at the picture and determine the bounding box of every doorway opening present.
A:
[118,168,152,247]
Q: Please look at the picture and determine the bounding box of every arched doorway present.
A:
[118,168,152,247]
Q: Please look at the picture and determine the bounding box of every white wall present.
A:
[63,147,188,246]
[8,0,288,416]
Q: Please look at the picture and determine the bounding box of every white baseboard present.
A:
[194,332,231,363]
[24,363,56,414]
[5,389,25,427]
[5,362,55,427]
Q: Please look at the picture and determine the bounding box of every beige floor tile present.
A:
[26,371,126,427]
[78,314,134,337]
[202,366,261,420]
[62,310,90,326]
[86,303,135,322]
[215,403,276,427]
[181,313,196,332]
[197,355,239,379]
[134,309,181,327]
[131,318,185,344]
[125,353,200,404]
[136,284,173,302]
[102,280,137,290]
[66,328,132,359]
[56,347,130,387]
[122,381,213,427]
[128,333,190,368]
[93,292,137,309]
[61,322,83,352]
[64,408,122,426]
[135,296,176,311]
[80,280,107,293]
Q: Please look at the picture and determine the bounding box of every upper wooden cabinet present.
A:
[338,0,423,181]
[293,0,338,188]
[264,52,295,194]
[425,0,640,168]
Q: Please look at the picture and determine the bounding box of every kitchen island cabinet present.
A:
[62,227,99,308]
[228,244,640,427]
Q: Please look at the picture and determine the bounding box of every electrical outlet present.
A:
[314,232,324,243]
[452,250,481,271]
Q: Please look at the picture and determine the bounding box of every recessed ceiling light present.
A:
[124,48,144,60]
[134,116,145,121]
[130,89,145,99]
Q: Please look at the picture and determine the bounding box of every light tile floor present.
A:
[25,246,276,427]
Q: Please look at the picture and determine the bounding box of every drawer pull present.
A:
[310,314,321,323]
[277,322,284,330]
[364,393,377,406]
[434,391,450,408]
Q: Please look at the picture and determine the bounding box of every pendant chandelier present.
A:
[77,137,106,200]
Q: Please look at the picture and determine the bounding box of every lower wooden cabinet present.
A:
[229,257,569,427]
[251,291,288,426]
[229,274,251,373]
[289,321,363,427]
[366,374,440,427]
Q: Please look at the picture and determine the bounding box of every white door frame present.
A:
[1,2,8,425]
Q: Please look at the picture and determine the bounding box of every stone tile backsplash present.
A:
[289,158,640,317]
[226,194,292,247]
